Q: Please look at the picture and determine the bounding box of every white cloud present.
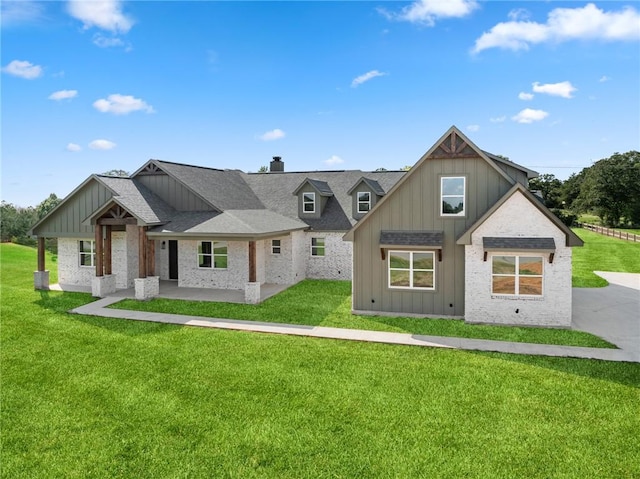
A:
[1,1,44,27]
[599,75,610,83]
[49,89,78,101]
[89,139,116,150]
[2,59,42,79]
[93,94,154,114]
[473,3,640,53]
[508,8,531,22]
[67,0,134,33]
[324,155,344,166]
[490,116,506,123]
[351,70,387,88]
[518,92,534,100]
[380,0,478,25]
[532,81,576,98]
[66,143,82,152]
[467,125,480,132]
[92,33,125,48]
[258,129,286,141]
[512,108,549,124]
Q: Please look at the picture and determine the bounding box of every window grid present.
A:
[357,191,371,213]
[303,192,315,213]
[198,241,228,269]
[491,255,543,296]
[388,250,435,290]
[441,176,465,216]
[311,237,325,257]
[271,239,281,255]
[79,240,95,267]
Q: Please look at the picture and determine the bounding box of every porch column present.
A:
[34,237,49,290]
[249,241,256,282]
[146,238,155,277]
[138,226,147,278]
[95,225,104,277]
[104,225,112,275]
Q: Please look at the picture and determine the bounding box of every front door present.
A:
[169,240,178,280]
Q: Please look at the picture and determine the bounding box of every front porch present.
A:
[49,280,291,304]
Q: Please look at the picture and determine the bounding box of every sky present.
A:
[2,0,639,207]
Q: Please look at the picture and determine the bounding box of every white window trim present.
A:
[440,176,465,217]
[197,241,228,269]
[79,240,95,268]
[303,192,316,213]
[491,254,544,297]
[357,191,371,214]
[271,239,281,255]
[388,250,436,290]
[311,237,325,257]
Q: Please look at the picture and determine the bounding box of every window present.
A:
[388,251,435,290]
[79,240,95,267]
[357,191,371,213]
[311,237,325,256]
[441,177,465,216]
[271,239,281,255]
[492,255,543,296]
[303,192,315,213]
[198,241,228,269]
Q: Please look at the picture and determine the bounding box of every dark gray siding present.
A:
[296,183,328,219]
[496,162,529,186]
[350,185,380,220]
[352,156,513,317]
[136,173,212,211]
[32,180,113,237]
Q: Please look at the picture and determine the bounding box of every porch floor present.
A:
[49,280,291,304]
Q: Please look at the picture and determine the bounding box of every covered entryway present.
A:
[169,240,178,280]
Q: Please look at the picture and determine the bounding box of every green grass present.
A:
[572,228,640,287]
[2,243,640,478]
[112,279,614,348]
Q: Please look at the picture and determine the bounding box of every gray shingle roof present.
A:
[347,177,386,196]
[244,170,406,231]
[380,230,444,247]
[483,237,556,251]
[154,161,265,210]
[97,176,175,224]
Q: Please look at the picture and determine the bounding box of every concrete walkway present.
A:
[72,272,640,363]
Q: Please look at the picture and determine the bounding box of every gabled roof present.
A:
[293,178,334,196]
[483,237,556,252]
[347,177,386,196]
[482,151,538,180]
[133,160,265,211]
[380,230,444,248]
[456,183,583,247]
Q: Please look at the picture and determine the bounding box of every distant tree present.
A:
[257,165,268,173]
[561,170,587,211]
[0,201,37,244]
[36,193,61,219]
[400,165,412,171]
[575,151,640,227]
[528,173,563,209]
[102,169,130,177]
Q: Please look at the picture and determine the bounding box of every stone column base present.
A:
[245,282,261,304]
[34,270,50,290]
[135,276,159,300]
[92,275,117,298]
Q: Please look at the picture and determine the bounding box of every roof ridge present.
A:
[153,159,225,172]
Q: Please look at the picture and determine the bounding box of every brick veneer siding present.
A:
[178,239,249,289]
[464,192,572,327]
[58,238,95,287]
[305,232,352,280]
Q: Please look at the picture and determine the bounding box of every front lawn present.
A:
[2,244,640,478]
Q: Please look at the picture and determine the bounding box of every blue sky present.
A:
[2,0,639,207]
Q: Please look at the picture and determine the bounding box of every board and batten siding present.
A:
[352,156,514,317]
[136,173,212,211]
[31,179,113,237]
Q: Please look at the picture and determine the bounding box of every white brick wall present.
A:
[178,240,248,289]
[263,235,295,284]
[58,238,95,287]
[305,232,352,280]
[464,192,572,327]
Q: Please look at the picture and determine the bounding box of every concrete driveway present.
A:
[572,272,640,360]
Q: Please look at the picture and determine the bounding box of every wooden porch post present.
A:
[95,225,104,277]
[37,237,45,272]
[248,241,256,282]
[147,238,155,277]
[104,225,112,275]
[138,226,147,278]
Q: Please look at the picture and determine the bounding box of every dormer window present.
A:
[303,192,316,213]
[357,192,371,213]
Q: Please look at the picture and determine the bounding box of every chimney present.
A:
[270,156,284,172]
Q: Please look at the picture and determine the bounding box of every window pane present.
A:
[272,240,280,247]
[519,257,542,275]
[492,256,515,274]
[80,253,92,266]
[303,193,314,202]
[199,255,212,268]
[390,270,410,287]
[214,257,228,268]
[389,252,410,269]
[413,253,433,270]
[442,197,464,214]
[312,237,324,247]
[358,202,370,212]
[357,192,370,201]
[413,271,434,288]
[199,242,211,254]
[79,240,91,253]
[304,203,314,212]
[213,243,227,255]
[519,277,542,295]
[442,177,464,195]
[493,276,515,294]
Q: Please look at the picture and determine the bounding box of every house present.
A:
[30,156,405,302]
[343,126,583,327]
